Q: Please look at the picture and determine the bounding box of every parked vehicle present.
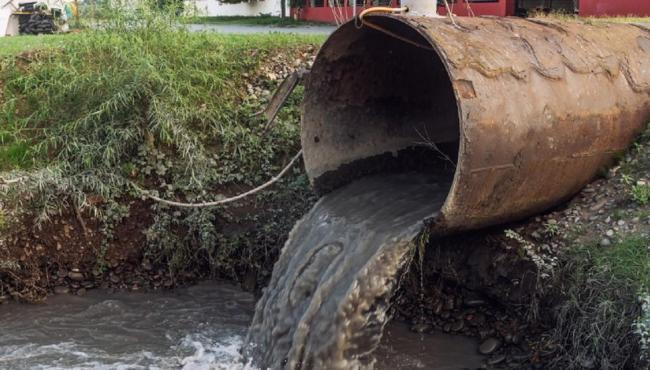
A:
[0,0,76,36]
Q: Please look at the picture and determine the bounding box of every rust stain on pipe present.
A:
[302,16,650,233]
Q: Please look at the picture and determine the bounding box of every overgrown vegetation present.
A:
[551,236,650,369]
[0,2,323,300]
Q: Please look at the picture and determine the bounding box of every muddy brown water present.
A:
[243,172,471,369]
[0,282,483,369]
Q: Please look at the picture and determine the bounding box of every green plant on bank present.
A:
[551,236,650,369]
[632,183,650,206]
[543,220,560,237]
[0,1,322,283]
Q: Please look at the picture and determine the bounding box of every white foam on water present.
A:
[0,334,257,370]
[179,335,257,370]
[0,282,258,370]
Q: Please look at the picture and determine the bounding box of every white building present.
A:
[192,0,288,17]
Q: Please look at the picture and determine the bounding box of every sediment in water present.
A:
[243,172,450,369]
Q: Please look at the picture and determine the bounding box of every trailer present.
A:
[1,0,75,37]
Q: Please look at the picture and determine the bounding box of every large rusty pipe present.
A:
[302,16,650,232]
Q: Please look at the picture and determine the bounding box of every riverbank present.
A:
[0,10,323,303]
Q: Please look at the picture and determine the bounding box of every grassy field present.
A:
[0,34,82,57]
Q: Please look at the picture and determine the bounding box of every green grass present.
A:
[0,34,80,57]
[632,184,650,206]
[0,30,324,172]
[184,15,328,27]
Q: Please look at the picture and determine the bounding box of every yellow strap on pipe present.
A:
[356,6,434,51]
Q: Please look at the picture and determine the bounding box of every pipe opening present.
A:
[302,16,460,197]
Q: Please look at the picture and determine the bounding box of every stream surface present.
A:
[0,282,483,370]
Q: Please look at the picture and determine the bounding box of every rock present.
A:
[600,238,612,247]
[67,269,84,281]
[479,337,501,355]
[76,288,87,296]
[444,297,455,310]
[617,220,626,226]
[110,274,120,284]
[510,351,531,362]
[589,199,607,212]
[468,312,486,327]
[0,294,8,304]
[487,354,506,365]
[451,320,464,332]
[54,286,70,294]
[606,229,615,237]
[141,259,153,271]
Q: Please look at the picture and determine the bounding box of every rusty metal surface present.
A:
[257,69,309,131]
[302,16,650,232]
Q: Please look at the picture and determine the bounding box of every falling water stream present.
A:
[243,172,456,369]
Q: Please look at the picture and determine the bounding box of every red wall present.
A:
[579,0,650,17]
[437,1,507,17]
[292,0,650,23]
[292,0,508,22]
